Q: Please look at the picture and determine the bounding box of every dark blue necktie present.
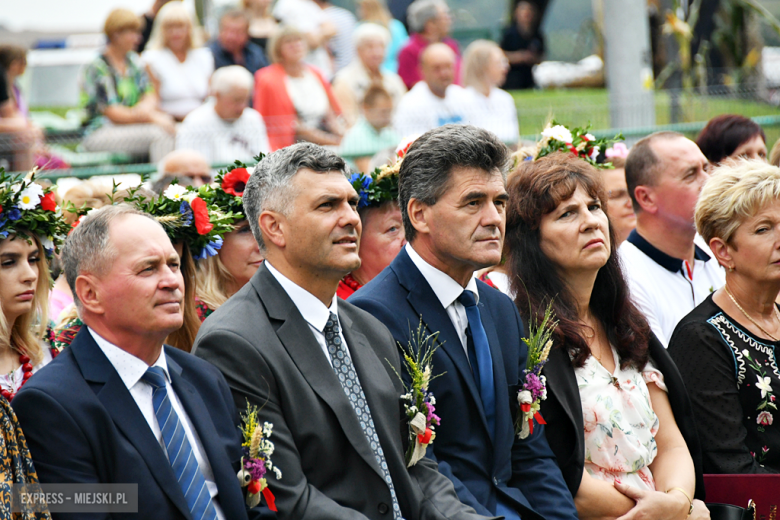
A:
[142,367,218,520]
[458,290,496,439]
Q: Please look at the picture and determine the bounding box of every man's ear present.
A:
[633,185,658,214]
[709,237,735,270]
[75,274,105,316]
[259,211,286,249]
[407,198,431,237]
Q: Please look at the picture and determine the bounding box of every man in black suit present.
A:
[13,204,269,520]
[193,143,493,520]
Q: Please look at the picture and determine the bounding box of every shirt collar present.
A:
[265,261,338,332]
[626,229,711,273]
[405,244,479,308]
[87,327,169,390]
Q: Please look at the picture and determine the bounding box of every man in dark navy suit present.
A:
[350,125,578,520]
[13,205,271,520]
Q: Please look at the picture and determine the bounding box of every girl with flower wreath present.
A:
[194,164,263,321]
[0,173,68,402]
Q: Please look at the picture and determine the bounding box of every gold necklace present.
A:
[724,285,780,341]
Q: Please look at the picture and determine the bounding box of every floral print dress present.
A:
[575,347,667,490]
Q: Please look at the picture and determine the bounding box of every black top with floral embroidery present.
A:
[669,293,780,474]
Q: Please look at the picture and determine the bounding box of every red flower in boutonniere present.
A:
[190,197,213,235]
[40,192,57,212]
[222,168,250,197]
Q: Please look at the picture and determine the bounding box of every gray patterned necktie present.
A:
[324,312,402,520]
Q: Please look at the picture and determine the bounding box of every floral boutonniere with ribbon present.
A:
[237,403,281,511]
[388,318,444,467]
[516,301,557,439]
[536,121,624,169]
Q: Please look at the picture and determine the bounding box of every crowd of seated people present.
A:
[4,109,780,519]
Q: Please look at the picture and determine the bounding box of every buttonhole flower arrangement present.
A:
[536,121,624,169]
[237,403,281,510]
[516,300,557,439]
[387,317,444,467]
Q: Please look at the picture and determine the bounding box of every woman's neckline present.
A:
[709,292,780,345]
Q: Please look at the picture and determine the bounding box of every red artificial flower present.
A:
[247,480,261,495]
[417,428,433,445]
[190,197,214,235]
[41,192,57,211]
[0,204,3,214]
[397,140,414,159]
[222,168,250,197]
[68,216,82,235]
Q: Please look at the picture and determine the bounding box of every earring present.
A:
[728,266,735,272]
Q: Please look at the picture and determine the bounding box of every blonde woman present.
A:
[243,0,279,51]
[356,0,408,73]
[142,2,214,120]
[0,175,69,401]
[462,39,518,146]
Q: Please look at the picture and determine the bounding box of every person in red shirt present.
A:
[397,0,460,89]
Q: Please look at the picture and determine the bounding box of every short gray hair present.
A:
[399,124,509,242]
[211,65,254,94]
[62,204,159,307]
[244,143,350,251]
[407,0,447,33]
[353,22,390,48]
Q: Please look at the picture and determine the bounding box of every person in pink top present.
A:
[397,0,460,89]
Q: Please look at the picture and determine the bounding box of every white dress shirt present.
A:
[405,244,479,354]
[265,261,350,366]
[88,328,225,520]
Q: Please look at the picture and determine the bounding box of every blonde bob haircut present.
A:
[104,9,142,41]
[462,39,502,88]
[145,1,205,52]
[195,253,237,312]
[0,234,50,366]
[696,159,780,247]
[267,26,306,64]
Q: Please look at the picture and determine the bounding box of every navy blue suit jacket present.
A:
[12,328,273,520]
[350,248,577,520]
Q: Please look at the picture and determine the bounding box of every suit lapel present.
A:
[70,330,192,519]
[544,346,583,450]
[391,250,492,438]
[255,266,386,481]
[168,354,245,520]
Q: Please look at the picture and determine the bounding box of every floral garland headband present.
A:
[534,121,624,169]
[0,169,70,255]
[199,155,266,220]
[348,136,416,208]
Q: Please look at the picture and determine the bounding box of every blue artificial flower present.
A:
[348,173,373,208]
[179,201,193,227]
[196,235,224,260]
[7,207,21,221]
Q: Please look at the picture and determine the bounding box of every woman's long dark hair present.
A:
[506,152,650,369]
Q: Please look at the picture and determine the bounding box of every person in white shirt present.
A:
[12,204,267,519]
[141,2,214,120]
[461,40,518,146]
[618,131,725,346]
[393,42,472,137]
[272,0,337,78]
[177,65,269,164]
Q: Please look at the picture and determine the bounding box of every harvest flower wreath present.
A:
[516,301,557,439]
[0,169,70,255]
[536,121,624,169]
[204,155,265,217]
[348,135,416,208]
[388,318,443,467]
[237,404,281,510]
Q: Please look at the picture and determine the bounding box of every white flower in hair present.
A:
[40,236,54,251]
[541,125,573,144]
[18,183,44,209]
[589,146,600,160]
[163,184,188,201]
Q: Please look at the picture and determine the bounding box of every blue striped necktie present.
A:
[142,367,218,520]
[457,290,496,439]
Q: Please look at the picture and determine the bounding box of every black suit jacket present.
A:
[192,264,494,520]
[12,328,268,520]
[540,333,706,500]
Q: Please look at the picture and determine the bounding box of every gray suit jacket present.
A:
[193,264,493,520]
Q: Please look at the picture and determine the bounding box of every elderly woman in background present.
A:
[80,8,175,163]
[507,152,707,519]
[696,114,767,165]
[669,160,780,474]
[601,147,636,246]
[254,26,344,150]
[332,23,407,127]
[141,2,213,121]
[356,0,408,73]
[461,39,518,146]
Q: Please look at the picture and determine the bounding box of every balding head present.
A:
[421,43,456,98]
[153,150,212,192]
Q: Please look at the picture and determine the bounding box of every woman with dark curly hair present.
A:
[696,114,766,165]
[505,151,707,519]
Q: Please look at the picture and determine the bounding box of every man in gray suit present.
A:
[193,143,493,520]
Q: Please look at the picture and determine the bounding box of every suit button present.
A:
[378,503,389,514]
[493,477,500,485]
